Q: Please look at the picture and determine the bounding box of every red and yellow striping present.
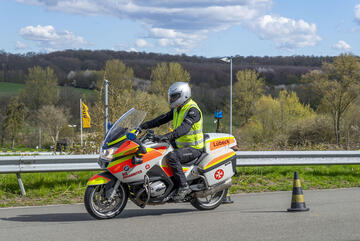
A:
[108,148,162,174]
[203,151,235,170]
[87,174,110,185]
[113,140,139,157]
[161,165,189,177]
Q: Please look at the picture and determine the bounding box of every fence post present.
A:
[16,173,26,196]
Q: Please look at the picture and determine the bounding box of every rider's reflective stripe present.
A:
[186,129,203,135]
[175,138,204,147]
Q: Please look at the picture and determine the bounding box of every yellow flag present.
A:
[82,102,91,128]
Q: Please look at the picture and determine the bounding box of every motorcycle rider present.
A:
[140,82,204,200]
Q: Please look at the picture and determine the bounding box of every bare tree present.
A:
[37,105,68,148]
[302,54,360,145]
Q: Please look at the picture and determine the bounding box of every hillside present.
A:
[0,50,334,90]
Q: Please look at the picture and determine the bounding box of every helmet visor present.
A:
[169,93,181,104]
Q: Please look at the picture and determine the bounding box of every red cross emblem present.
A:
[214,169,224,180]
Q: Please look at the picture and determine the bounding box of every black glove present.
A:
[140,121,151,130]
[158,132,173,142]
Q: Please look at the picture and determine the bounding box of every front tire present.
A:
[191,188,227,211]
[84,183,128,219]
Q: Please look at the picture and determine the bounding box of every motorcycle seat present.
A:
[182,134,209,167]
[182,152,208,167]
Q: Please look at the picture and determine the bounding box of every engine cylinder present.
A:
[150,181,166,197]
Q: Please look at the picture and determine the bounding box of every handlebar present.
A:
[138,129,169,143]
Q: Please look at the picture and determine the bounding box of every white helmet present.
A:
[168,82,191,109]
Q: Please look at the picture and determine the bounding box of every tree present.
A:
[37,105,68,148]
[3,97,25,148]
[302,54,360,145]
[104,59,134,92]
[241,90,314,145]
[20,66,59,110]
[88,60,170,148]
[233,69,264,125]
[150,62,190,96]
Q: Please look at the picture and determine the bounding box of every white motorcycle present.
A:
[84,108,237,219]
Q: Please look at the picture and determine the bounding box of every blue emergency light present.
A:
[214,110,223,119]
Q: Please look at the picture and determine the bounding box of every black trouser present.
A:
[165,147,202,187]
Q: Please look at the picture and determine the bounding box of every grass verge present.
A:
[0,165,359,207]
[0,171,97,207]
[231,165,360,193]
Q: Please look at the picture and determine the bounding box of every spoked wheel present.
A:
[84,183,128,219]
[191,188,227,211]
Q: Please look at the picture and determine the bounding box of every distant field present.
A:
[0,81,95,98]
[0,82,24,97]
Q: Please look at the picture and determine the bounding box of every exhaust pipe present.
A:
[195,179,232,198]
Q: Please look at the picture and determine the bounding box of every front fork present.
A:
[87,171,122,199]
[106,180,121,199]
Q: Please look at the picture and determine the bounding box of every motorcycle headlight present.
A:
[100,147,116,161]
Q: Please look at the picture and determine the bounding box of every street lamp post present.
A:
[104,79,109,135]
[220,57,233,135]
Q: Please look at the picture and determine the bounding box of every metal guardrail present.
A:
[235,151,360,166]
[0,152,58,156]
[0,155,99,174]
[1,151,360,195]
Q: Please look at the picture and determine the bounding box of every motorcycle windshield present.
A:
[104,108,147,145]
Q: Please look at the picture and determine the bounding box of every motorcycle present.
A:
[84,108,237,219]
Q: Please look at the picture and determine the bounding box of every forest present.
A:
[0,50,359,151]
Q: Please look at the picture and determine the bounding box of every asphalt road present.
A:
[1,188,360,241]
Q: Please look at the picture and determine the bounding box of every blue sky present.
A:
[1,0,360,57]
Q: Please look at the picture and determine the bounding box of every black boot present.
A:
[174,184,191,201]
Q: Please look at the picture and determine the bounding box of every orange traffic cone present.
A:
[287,171,309,212]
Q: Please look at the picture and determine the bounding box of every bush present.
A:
[287,114,333,145]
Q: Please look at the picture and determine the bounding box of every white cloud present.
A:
[15,41,27,50]
[150,28,206,49]
[19,25,87,51]
[135,39,147,48]
[17,0,321,51]
[355,4,360,22]
[129,47,137,52]
[251,15,321,49]
[332,40,351,51]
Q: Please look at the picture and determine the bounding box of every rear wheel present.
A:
[191,188,227,211]
[84,183,128,219]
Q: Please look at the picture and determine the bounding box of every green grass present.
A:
[0,165,359,207]
[0,171,97,207]
[0,82,25,97]
[230,165,360,193]
[71,86,96,98]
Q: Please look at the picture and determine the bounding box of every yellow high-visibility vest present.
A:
[173,99,204,149]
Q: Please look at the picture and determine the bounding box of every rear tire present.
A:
[191,188,227,211]
[84,183,128,220]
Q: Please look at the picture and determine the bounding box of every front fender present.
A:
[87,172,114,186]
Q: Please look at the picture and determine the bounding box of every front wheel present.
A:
[191,188,227,211]
[84,183,128,219]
